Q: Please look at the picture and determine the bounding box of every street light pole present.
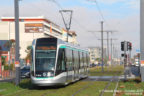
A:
[14,0,20,85]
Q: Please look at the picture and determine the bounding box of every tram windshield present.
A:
[35,38,57,72]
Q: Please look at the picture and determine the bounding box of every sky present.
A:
[0,0,140,56]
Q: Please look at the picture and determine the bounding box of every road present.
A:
[130,65,140,76]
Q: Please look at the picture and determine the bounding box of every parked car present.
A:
[90,63,97,67]
[21,66,30,78]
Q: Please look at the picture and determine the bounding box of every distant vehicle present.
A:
[21,66,30,78]
[31,38,90,86]
[134,61,140,67]
[90,63,96,67]
[135,64,139,67]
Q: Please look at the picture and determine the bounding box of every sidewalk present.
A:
[83,75,137,81]
[119,74,136,80]
[0,77,15,82]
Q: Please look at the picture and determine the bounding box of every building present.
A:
[89,47,107,64]
[0,16,78,60]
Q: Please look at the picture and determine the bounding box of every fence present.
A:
[0,70,15,81]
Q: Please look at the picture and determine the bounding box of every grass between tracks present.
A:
[116,77,144,96]
[0,65,124,96]
[89,65,124,76]
[0,79,117,96]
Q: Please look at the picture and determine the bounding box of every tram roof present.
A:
[35,37,88,52]
[57,38,88,52]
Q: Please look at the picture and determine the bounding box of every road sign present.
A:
[136,49,140,53]
[15,61,20,67]
[141,60,144,66]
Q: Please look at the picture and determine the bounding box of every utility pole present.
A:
[101,21,104,72]
[59,10,73,42]
[124,41,127,80]
[93,30,116,66]
[14,0,20,85]
[105,31,116,65]
[110,38,117,65]
[107,32,109,61]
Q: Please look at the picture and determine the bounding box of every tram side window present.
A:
[80,52,82,68]
[65,48,73,71]
[76,51,79,69]
[73,50,79,69]
[56,49,66,75]
[78,51,80,69]
[83,53,87,68]
[73,50,76,69]
[82,52,85,68]
[86,53,90,67]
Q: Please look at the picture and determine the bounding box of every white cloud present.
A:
[0,0,139,55]
[125,0,140,9]
[99,0,125,4]
[97,0,139,9]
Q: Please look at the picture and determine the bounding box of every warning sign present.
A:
[15,61,20,67]
[141,60,144,66]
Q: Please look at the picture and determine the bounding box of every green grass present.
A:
[0,66,124,96]
[0,79,117,96]
[0,82,21,95]
[89,65,124,76]
[117,77,144,96]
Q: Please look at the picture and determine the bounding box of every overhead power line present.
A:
[87,0,111,27]
[87,0,105,21]
[47,0,90,32]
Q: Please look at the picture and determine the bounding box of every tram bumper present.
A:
[31,76,66,86]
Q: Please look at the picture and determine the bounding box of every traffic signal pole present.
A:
[121,41,132,80]
[124,41,127,80]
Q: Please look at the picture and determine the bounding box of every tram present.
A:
[31,38,90,86]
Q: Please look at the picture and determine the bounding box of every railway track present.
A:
[99,76,119,96]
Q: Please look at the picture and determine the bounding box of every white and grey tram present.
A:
[31,38,90,86]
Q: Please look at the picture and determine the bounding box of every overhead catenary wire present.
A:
[47,0,91,32]
[87,0,105,22]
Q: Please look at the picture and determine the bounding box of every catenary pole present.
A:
[14,0,20,85]
[101,21,104,72]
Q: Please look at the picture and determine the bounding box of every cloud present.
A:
[125,0,140,9]
[0,0,139,55]
[97,0,139,9]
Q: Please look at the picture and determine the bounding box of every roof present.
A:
[0,51,8,54]
[1,16,51,24]
[1,16,77,37]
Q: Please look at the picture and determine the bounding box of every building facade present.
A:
[89,47,107,64]
[0,16,77,60]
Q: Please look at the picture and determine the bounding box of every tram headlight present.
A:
[51,72,54,77]
[47,72,51,77]
[47,72,54,77]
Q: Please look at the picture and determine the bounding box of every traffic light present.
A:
[127,42,132,51]
[121,42,124,51]
[129,42,132,50]
[121,54,127,58]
